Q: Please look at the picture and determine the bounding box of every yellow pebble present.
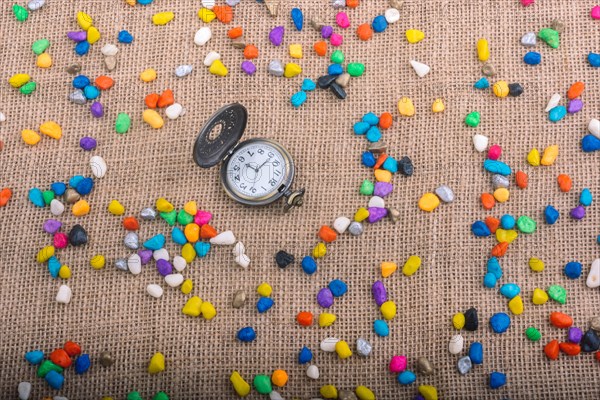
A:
[381,261,397,278]
[107,200,125,215]
[419,385,438,400]
[36,53,52,68]
[527,148,541,166]
[541,144,559,166]
[39,121,62,140]
[335,340,352,359]
[452,312,465,329]
[148,352,165,374]
[418,192,440,212]
[102,397,114,400]
[320,385,338,399]
[230,371,251,397]
[380,300,397,320]
[283,63,302,78]
[181,243,196,263]
[313,242,327,258]
[493,81,509,98]
[289,44,303,59]
[198,8,216,23]
[181,279,193,294]
[508,295,524,315]
[405,29,425,43]
[493,187,509,203]
[72,199,90,216]
[156,197,173,212]
[37,246,55,263]
[8,73,30,88]
[87,26,101,44]
[76,11,94,31]
[532,288,549,305]
[257,282,272,297]
[432,98,445,113]
[124,0,135,5]
[529,257,545,272]
[200,301,217,320]
[477,38,490,61]
[354,207,369,222]
[402,255,422,276]
[209,60,228,77]
[355,386,375,400]
[90,255,106,270]
[397,96,415,117]
[182,296,203,317]
[152,11,175,25]
[143,109,164,129]
[140,68,157,82]
[21,129,41,146]
[183,201,197,216]
[374,169,392,182]
[318,313,336,327]
[495,229,518,244]
[59,265,71,279]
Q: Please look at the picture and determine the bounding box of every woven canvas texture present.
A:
[1,0,599,398]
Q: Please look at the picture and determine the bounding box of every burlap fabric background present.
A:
[1,0,599,398]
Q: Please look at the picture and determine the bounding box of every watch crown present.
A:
[284,189,305,212]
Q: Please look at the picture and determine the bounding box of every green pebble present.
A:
[152,392,169,400]
[347,63,365,77]
[32,39,50,55]
[160,210,177,226]
[547,284,567,304]
[516,215,536,233]
[115,112,131,134]
[20,81,37,95]
[525,326,542,342]
[253,374,272,395]
[360,179,374,195]
[330,50,345,64]
[177,209,194,225]
[13,4,29,22]
[127,392,144,400]
[42,190,55,205]
[465,111,480,127]
[37,360,63,378]
[538,28,560,49]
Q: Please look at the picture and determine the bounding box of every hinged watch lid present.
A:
[193,103,248,168]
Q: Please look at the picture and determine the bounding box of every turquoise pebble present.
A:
[171,227,187,245]
[582,134,600,152]
[489,313,511,333]
[25,350,44,365]
[327,64,343,75]
[362,112,379,126]
[365,126,381,142]
[290,91,307,108]
[354,121,370,135]
[580,188,592,206]
[499,283,520,299]
[597,235,600,244]
[544,205,560,224]
[69,175,84,188]
[471,221,491,237]
[301,256,317,274]
[382,157,397,173]
[28,188,45,207]
[143,234,166,250]
[45,370,64,390]
[83,85,100,100]
[469,342,483,364]
[397,370,416,385]
[588,52,600,67]
[75,40,90,56]
[487,257,502,279]
[474,77,489,89]
[50,182,66,196]
[256,296,274,313]
[194,242,211,257]
[138,0,154,4]
[48,256,61,278]
[483,159,512,176]
[483,272,497,288]
[373,319,389,336]
[301,79,316,91]
[500,214,515,229]
[362,151,376,167]
[298,346,312,364]
[548,105,567,122]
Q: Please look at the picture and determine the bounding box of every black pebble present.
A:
[581,329,600,352]
[508,83,523,97]
[330,83,346,99]
[68,224,88,246]
[464,307,478,331]
[398,156,414,176]
[275,250,295,268]
[317,75,336,89]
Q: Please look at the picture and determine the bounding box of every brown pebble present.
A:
[388,208,400,223]
[481,62,496,76]
[551,19,565,33]
[368,141,387,154]
[66,64,81,75]
[105,56,117,71]
[0,140,4,152]
[591,316,600,332]
[389,0,404,8]
[338,390,358,400]
[64,188,81,204]
[311,17,325,31]
[417,356,434,375]
[232,290,246,308]
[99,351,114,367]
[264,0,280,16]
[231,38,246,49]
[335,72,350,88]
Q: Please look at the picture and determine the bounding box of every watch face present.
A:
[225,141,288,199]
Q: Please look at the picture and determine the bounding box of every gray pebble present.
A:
[66,64,81,75]
[104,56,117,72]
[491,174,509,189]
[457,356,472,375]
[175,65,193,78]
[521,32,536,47]
[68,89,87,105]
[18,381,31,400]
[331,0,345,8]
[551,19,565,33]
[232,290,246,308]
[140,207,157,220]
[387,208,400,223]
[590,316,600,332]
[356,338,372,357]
[64,188,80,204]
[99,351,114,367]
[27,0,45,11]
[348,221,363,236]
[368,141,387,154]
[417,356,433,375]
[389,0,404,8]
[481,62,496,77]
[335,73,350,88]
[338,390,358,400]
[268,60,284,77]
[434,185,455,203]
[115,259,128,271]
[226,0,240,5]
[124,232,139,250]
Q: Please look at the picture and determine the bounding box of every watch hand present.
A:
[256,157,272,170]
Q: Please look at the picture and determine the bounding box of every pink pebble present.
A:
[520,0,534,6]
[389,355,407,373]
[194,210,212,226]
[54,232,69,249]
[335,12,350,29]
[591,6,600,19]
[488,144,502,160]
[330,33,343,47]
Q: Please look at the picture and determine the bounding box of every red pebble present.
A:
[487,144,502,160]
[491,242,509,257]
[550,312,573,328]
[515,171,528,189]
[63,341,81,357]
[296,311,313,326]
[559,342,581,356]
[595,351,600,362]
[379,112,393,129]
[54,232,69,249]
[95,76,114,90]
[200,224,217,239]
[0,187,12,207]
[145,93,159,109]
[313,41,327,56]
[157,89,174,108]
[123,216,139,231]
[50,348,72,368]
[544,340,559,360]
[373,153,387,169]
[484,216,500,233]
[318,226,337,243]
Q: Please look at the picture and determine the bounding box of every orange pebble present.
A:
[63,341,81,357]
[491,242,509,257]
[184,223,200,242]
[214,5,233,23]
[123,216,139,231]
[356,23,373,41]
[595,351,600,362]
[271,369,289,387]
[228,26,243,39]
[485,216,500,233]
[544,340,559,360]
[243,44,259,59]
[314,41,327,56]
[567,81,584,99]
[346,0,360,7]
[379,112,393,129]
[481,193,495,210]
[318,226,337,243]
[157,89,174,108]
[296,311,313,326]
[200,224,217,239]
[557,174,572,192]
[0,187,12,207]
[559,342,581,356]
[550,312,573,328]
[373,153,388,169]
[145,93,159,109]
[95,76,114,90]
[515,170,528,189]
[50,349,72,368]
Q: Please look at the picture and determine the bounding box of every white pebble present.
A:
[210,230,236,245]
[333,216,351,234]
[194,27,212,46]
[90,155,107,178]
[368,196,385,209]
[18,381,31,400]
[235,253,250,269]
[586,259,600,288]
[153,248,169,261]
[147,284,163,298]
[0,112,6,122]
[449,334,464,354]
[53,397,68,400]
[56,285,72,304]
[306,365,319,379]
[165,273,184,287]
[588,118,600,139]
[27,0,45,11]
[232,241,245,256]
[173,256,187,272]
[472,134,489,152]
[384,8,400,24]
[204,51,221,66]
[101,44,119,56]
[50,199,65,216]
[545,93,561,112]
[127,253,142,275]
[410,60,430,78]
[320,337,339,352]
[269,391,284,400]
[175,65,193,78]
[166,103,184,120]
[435,185,455,203]
[202,0,215,9]
[521,32,536,47]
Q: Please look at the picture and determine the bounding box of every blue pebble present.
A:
[301,79,316,91]
[490,313,511,333]
[544,205,560,224]
[365,126,381,142]
[474,77,490,89]
[500,214,515,230]
[28,188,45,207]
[582,134,600,152]
[580,188,593,206]
[564,261,582,279]
[144,234,166,250]
[72,75,90,89]
[373,319,389,337]
[48,256,61,278]
[74,354,91,374]
[256,297,274,313]
[548,105,567,122]
[354,121,370,135]
[237,327,256,342]
[50,182,66,196]
[487,257,502,279]
[290,91,307,108]
[83,85,100,100]
[483,159,512,176]
[301,256,317,274]
[291,8,303,31]
[397,370,416,385]
[382,157,398,173]
[499,283,520,299]
[75,177,94,195]
[25,350,44,365]
[362,112,379,126]
[194,241,211,257]
[327,64,344,76]
[483,272,497,288]
[471,221,491,237]
[469,342,483,365]
[118,30,134,43]
[489,371,507,389]
[298,346,312,364]
[171,227,187,245]
[523,51,541,65]
[588,52,600,67]
[328,279,347,297]
[598,234,600,244]
[137,0,154,4]
[69,175,84,188]
[45,370,64,390]
[361,151,376,167]
[75,41,90,56]
[372,15,388,33]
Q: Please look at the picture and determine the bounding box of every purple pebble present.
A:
[568,327,583,343]
[67,31,87,42]
[567,99,583,114]
[90,102,104,118]
[269,26,284,46]
[241,61,256,75]
[79,136,97,151]
[372,280,387,306]
[570,205,586,220]
[156,259,173,276]
[43,219,62,234]
[316,287,334,308]
[321,26,333,39]
[138,249,153,265]
[373,182,393,197]
[367,207,388,223]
